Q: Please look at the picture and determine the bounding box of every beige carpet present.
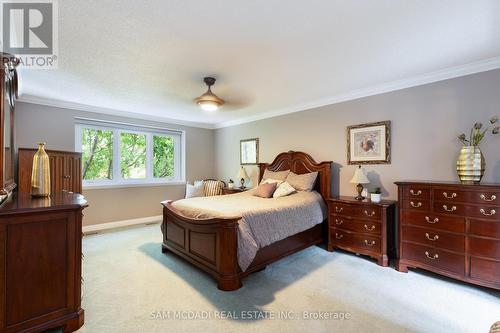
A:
[79,224,500,333]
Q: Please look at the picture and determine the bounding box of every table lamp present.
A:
[238,166,248,189]
[350,165,370,200]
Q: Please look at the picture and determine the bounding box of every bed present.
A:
[161,151,332,291]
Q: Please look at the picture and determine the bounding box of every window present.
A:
[75,120,184,188]
[120,132,146,179]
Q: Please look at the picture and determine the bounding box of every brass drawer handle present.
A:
[442,205,456,212]
[410,201,422,208]
[335,233,343,240]
[425,216,439,224]
[364,224,376,231]
[480,208,496,216]
[410,189,422,196]
[364,210,376,217]
[335,207,343,213]
[425,233,439,241]
[480,194,497,202]
[442,192,457,199]
[424,251,439,260]
[364,240,376,246]
[335,219,344,225]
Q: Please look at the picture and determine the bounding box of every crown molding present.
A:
[214,56,500,128]
[17,95,216,129]
[17,56,500,131]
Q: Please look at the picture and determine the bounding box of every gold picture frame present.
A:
[347,121,391,165]
[240,138,259,165]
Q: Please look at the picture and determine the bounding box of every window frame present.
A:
[75,120,185,189]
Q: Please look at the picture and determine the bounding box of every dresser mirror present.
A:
[0,53,19,202]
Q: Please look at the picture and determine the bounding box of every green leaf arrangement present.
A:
[458,116,499,146]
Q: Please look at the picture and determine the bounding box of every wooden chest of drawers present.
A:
[396,181,500,290]
[327,197,397,266]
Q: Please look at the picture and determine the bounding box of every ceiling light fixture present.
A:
[194,77,224,112]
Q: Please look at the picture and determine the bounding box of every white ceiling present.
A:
[19,0,500,128]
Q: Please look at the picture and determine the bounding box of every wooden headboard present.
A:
[258,151,332,200]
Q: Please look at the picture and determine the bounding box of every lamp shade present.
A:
[238,166,248,180]
[350,166,370,184]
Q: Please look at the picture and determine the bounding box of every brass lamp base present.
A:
[240,178,245,189]
[355,183,365,200]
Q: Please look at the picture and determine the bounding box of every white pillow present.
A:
[260,178,283,186]
[185,180,204,198]
[273,181,296,198]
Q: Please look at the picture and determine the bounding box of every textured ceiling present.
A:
[18,0,500,128]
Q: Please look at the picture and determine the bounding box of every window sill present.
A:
[83,181,186,190]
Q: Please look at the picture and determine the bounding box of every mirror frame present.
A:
[1,53,19,196]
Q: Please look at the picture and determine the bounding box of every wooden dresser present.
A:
[396,181,500,290]
[327,197,397,266]
[18,148,82,194]
[0,192,87,333]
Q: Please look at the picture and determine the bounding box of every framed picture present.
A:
[240,138,259,165]
[347,121,391,164]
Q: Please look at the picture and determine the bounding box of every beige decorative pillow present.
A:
[273,181,296,198]
[261,169,290,182]
[286,171,318,191]
[253,182,277,198]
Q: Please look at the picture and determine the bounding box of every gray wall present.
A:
[15,69,500,226]
[215,69,500,200]
[15,103,215,225]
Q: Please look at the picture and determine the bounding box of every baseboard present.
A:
[83,215,162,234]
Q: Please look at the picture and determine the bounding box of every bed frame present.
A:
[161,151,332,291]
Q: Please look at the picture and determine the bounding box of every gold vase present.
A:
[31,142,51,197]
[456,146,485,184]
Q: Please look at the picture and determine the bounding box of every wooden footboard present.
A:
[161,200,243,290]
[161,200,325,291]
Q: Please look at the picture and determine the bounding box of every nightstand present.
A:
[222,187,248,195]
[327,196,397,266]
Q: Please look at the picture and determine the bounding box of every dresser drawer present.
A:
[433,188,500,205]
[401,225,465,253]
[329,202,352,216]
[350,205,382,220]
[402,242,465,275]
[401,211,465,233]
[470,257,500,284]
[469,236,500,258]
[331,229,381,253]
[469,219,500,239]
[401,186,431,200]
[433,202,500,220]
[331,218,381,235]
[402,198,431,211]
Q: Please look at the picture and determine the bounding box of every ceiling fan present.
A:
[194,77,224,112]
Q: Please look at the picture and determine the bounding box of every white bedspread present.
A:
[171,189,327,271]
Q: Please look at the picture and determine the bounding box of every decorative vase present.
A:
[31,142,51,197]
[456,146,485,184]
[228,182,234,189]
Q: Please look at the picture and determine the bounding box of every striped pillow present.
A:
[203,180,224,196]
